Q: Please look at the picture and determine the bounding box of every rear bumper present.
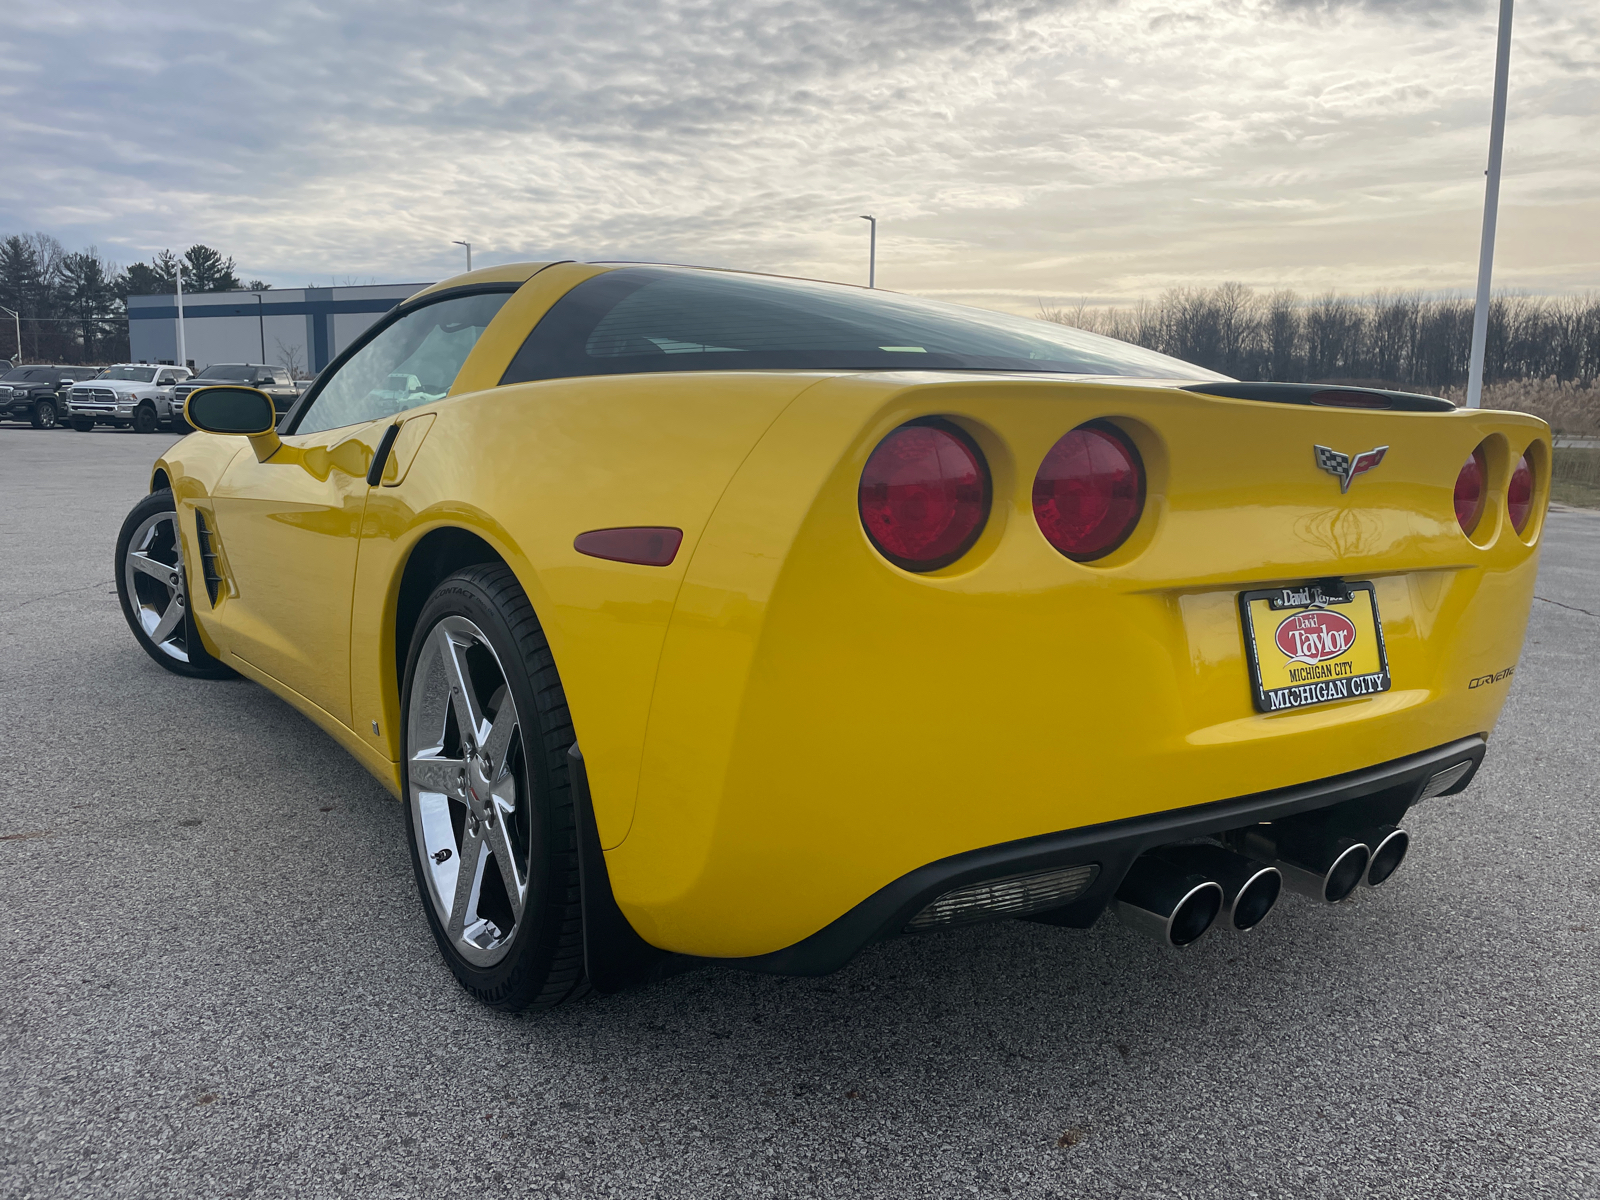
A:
[719,735,1484,975]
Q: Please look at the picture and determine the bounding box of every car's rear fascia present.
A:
[605,374,1548,960]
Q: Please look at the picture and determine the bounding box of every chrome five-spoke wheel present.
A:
[402,564,587,1009]
[123,509,193,662]
[408,614,531,967]
[115,491,234,679]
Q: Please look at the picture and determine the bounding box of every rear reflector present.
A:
[859,420,990,571]
[1418,761,1474,801]
[1455,445,1488,534]
[905,863,1099,931]
[574,526,683,566]
[1508,453,1534,533]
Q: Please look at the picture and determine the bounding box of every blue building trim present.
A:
[127,297,406,321]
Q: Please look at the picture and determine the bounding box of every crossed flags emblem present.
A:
[1314,444,1388,493]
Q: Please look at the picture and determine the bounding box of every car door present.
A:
[202,289,514,729]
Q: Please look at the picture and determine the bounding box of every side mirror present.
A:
[186,386,283,462]
[186,386,278,435]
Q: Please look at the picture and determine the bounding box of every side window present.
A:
[157,371,179,385]
[295,291,511,436]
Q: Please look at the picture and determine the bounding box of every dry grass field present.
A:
[1442,378,1600,438]
[1438,380,1600,509]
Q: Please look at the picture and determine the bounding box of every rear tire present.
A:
[115,490,236,679]
[133,404,159,434]
[401,564,589,1011]
[30,399,57,430]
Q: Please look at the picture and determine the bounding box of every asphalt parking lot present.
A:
[2,426,1596,1200]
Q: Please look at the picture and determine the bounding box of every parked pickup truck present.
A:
[170,364,301,429]
[1,365,102,429]
[67,364,192,433]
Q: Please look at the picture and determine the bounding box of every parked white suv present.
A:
[67,364,192,433]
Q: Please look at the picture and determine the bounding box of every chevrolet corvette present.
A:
[116,261,1548,1009]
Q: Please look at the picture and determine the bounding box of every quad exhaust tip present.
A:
[1146,844,1283,932]
[1115,818,1410,948]
[1112,856,1225,948]
[1231,825,1371,904]
[1360,825,1409,887]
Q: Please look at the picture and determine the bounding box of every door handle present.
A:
[366,423,402,487]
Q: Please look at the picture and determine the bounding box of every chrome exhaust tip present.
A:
[1149,845,1283,932]
[1231,826,1371,904]
[1112,856,1225,947]
[1359,825,1409,887]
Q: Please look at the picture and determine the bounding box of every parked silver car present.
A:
[67,364,191,433]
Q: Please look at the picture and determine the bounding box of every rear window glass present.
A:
[200,364,257,381]
[502,267,1220,384]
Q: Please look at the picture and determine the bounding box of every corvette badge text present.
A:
[1468,667,1516,689]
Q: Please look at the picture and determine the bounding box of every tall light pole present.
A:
[1466,0,1514,409]
[173,256,188,370]
[0,305,19,363]
[453,240,473,272]
[859,215,876,288]
[251,293,266,364]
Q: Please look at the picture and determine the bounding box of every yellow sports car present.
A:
[118,261,1547,1009]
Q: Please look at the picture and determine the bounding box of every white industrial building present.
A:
[127,283,431,377]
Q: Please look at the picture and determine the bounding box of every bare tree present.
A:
[275,337,307,379]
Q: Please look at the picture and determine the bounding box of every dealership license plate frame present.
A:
[1238,579,1391,714]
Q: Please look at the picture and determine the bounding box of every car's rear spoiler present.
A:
[1184,382,1455,413]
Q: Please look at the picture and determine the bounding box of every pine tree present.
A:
[182,244,243,292]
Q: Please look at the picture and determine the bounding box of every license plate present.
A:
[1239,580,1391,713]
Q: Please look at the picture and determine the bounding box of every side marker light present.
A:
[574,527,684,566]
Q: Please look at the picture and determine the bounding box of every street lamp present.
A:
[0,305,19,363]
[1466,0,1514,409]
[858,215,876,288]
[173,256,188,370]
[251,292,266,364]
[453,240,473,272]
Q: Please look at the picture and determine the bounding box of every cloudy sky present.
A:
[2,0,1595,310]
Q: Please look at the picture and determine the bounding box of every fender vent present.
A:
[194,510,225,606]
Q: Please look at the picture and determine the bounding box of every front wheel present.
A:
[402,564,588,1011]
[132,404,159,434]
[30,399,57,430]
[114,490,236,679]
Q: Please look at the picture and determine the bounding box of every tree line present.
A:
[0,233,266,365]
[1042,284,1600,392]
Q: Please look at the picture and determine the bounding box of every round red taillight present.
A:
[1032,422,1145,560]
[1507,453,1534,534]
[858,421,990,570]
[1454,446,1488,534]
